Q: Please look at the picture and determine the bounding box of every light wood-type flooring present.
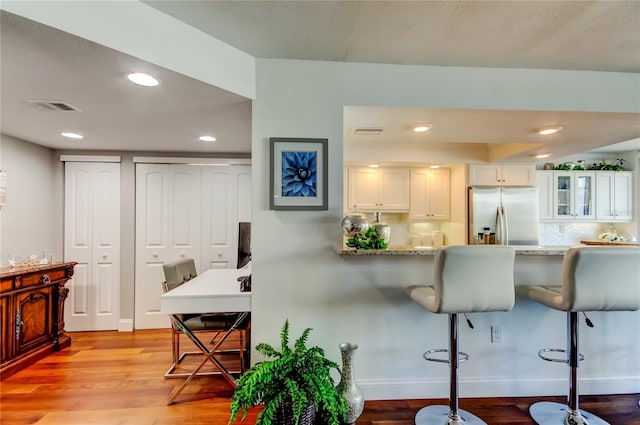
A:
[0,329,638,425]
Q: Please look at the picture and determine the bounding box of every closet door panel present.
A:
[168,166,201,261]
[67,263,90,330]
[91,163,120,330]
[201,167,234,270]
[135,164,201,329]
[236,166,252,223]
[64,162,120,331]
[135,164,171,329]
[140,167,169,261]
[64,166,92,330]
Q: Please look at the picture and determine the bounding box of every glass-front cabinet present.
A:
[553,171,595,220]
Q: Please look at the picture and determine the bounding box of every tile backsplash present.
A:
[348,213,633,247]
[538,222,603,246]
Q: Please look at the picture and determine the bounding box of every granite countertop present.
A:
[335,245,569,256]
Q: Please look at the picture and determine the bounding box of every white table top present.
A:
[160,265,251,314]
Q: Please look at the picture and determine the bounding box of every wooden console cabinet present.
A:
[0,262,76,379]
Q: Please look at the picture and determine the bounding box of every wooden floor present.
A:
[0,329,638,425]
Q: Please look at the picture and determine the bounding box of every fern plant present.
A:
[229,320,346,425]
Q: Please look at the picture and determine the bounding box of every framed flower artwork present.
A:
[269,137,328,210]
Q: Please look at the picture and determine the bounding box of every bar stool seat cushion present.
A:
[408,245,516,314]
[518,246,640,312]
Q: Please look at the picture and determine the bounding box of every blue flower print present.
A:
[281,151,317,197]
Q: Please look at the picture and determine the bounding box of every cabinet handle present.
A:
[102,253,107,259]
[40,274,51,284]
[180,252,185,257]
[153,252,158,258]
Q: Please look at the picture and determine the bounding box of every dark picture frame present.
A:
[269,137,328,210]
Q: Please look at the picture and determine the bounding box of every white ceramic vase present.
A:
[336,342,364,425]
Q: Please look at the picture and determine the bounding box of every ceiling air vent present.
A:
[25,100,82,112]
[353,127,384,135]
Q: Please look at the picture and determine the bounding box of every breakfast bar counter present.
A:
[335,245,569,256]
[332,243,638,399]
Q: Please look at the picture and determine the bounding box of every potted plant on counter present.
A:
[229,319,347,425]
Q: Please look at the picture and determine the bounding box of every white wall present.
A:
[251,59,640,399]
[0,135,59,261]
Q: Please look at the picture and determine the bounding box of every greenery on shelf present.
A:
[554,162,574,171]
[346,226,388,249]
[229,320,346,425]
[598,158,625,171]
[553,158,625,171]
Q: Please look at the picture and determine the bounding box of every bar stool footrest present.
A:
[537,348,584,363]
[423,348,469,364]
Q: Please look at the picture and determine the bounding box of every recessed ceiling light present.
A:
[199,135,217,142]
[413,125,432,133]
[429,164,441,169]
[535,153,553,159]
[369,164,379,168]
[61,132,83,139]
[126,72,160,87]
[536,126,562,135]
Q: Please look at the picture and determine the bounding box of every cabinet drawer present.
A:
[0,278,12,294]
[17,268,66,290]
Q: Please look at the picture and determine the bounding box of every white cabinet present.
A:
[595,171,632,221]
[469,164,535,187]
[535,171,554,221]
[409,169,450,221]
[553,171,595,220]
[347,167,409,212]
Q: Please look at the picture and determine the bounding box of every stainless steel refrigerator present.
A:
[468,187,539,245]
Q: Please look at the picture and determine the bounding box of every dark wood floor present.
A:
[0,329,638,425]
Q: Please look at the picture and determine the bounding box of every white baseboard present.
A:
[118,319,134,332]
[359,376,640,400]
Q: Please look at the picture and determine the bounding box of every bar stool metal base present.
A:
[529,401,610,425]
[415,405,486,425]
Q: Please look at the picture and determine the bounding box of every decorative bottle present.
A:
[371,211,391,244]
[336,342,364,425]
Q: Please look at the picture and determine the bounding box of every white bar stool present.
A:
[407,245,516,425]
[518,246,640,425]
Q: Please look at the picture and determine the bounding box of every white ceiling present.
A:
[1,1,640,158]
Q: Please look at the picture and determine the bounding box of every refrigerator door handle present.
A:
[495,206,503,245]
[501,206,509,245]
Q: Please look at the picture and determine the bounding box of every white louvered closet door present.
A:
[64,162,121,331]
[134,164,201,329]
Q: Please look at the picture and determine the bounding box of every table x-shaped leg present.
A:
[166,312,249,405]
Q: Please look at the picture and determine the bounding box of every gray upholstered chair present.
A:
[162,258,250,378]
[407,245,516,425]
[518,246,640,425]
